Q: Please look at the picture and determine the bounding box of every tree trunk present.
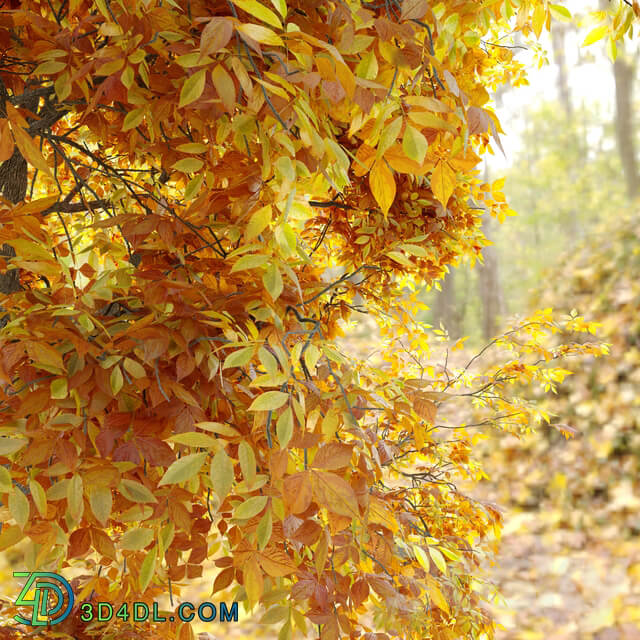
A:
[0,149,28,295]
[477,214,504,340]
[433,270,461,339]
[613,55,639,199]
[551,25,573,118]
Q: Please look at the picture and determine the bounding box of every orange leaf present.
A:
[310,470,359,518]
[257,549,297,577]
[10,124,52,177]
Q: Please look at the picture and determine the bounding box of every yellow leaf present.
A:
[402,125,428,164]
[232,0,282,29]
[139,546,157,592]
[408,110,457,135]
[426,575,450,615]
[244,555,264,604]
[179,68,207,108]
[245,205,272,240]
[429,546,447,575]
[431,160,456,207]
[582,24,608,47]
[158,452,207,486]
[369,159,396,216]
[237,23,284,46]
[532,4,545,38]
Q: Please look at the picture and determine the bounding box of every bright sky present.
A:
[487,0,616,174]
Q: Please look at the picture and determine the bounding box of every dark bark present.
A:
[0,149,28,295]
[0,84,51,296]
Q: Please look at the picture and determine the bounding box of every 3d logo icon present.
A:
[13,572,74,626]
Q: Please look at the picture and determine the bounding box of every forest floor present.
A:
[471,456,640,640]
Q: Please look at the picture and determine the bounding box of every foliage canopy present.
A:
[0,1,630,639]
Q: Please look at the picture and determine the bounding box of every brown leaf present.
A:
[311,442,354,470]
[400,0,428,21]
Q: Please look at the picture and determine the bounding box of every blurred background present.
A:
[417,1,640,638]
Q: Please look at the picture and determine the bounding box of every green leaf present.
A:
[179,68,207,108]
[268,0,287,18]
[0,466,11,493]
[28,480,47,517]
[549,4,571,21]
[171,157,204,173]
[402,125,428,165]
[234,495,268,520]
[9,488,29,529]
[263,263,283,300]
[256,508,272,550]
[238,441,256,484]
[248,391,289,412]
[67,474,84,522]
[222,346,255,369]
[124,358,146,379]
[245,205,272,241]
[139,546,157,592]
[110,365,124,395]
[276,407,294,448]
[119,479,158,503]
[167,432,218,448]
[50,378,68,399]
[122,108,145,131]
[230,254,270,273]
[377,116,403,159]
[90,485,113,525]
[158,452,207,486]
[120,527,154,551]
[210,449,234,499]
[0,438,27,456]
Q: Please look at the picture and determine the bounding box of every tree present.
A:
[0,2,625,639]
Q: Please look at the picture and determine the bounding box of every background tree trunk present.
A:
[477,214,505,340]
[551,24,573,118]
[433,270,461,339]
[613,55,639,199]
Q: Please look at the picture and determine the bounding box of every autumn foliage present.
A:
[0,1,629,639]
